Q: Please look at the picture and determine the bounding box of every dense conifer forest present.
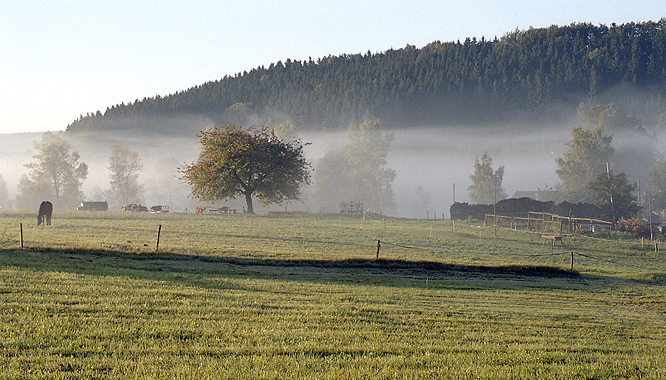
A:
[66,20,666,134]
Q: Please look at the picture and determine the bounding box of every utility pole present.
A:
[606,162,616,222]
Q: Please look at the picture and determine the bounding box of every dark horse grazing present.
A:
[38,201,53,226]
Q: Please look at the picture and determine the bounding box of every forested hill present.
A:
[67,20,666,135]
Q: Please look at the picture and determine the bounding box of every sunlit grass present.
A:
[1,210,665,378]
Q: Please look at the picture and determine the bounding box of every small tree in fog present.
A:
[181,124,311,214]
[556,125,613,202]
[468,152,506,204]
[588,171,640,221]
[412,185,432,218]
[107,144,144,206]
[648,160,666,213]
[315,120,396,212]
[17,132,88,209]
[0,174,8,207]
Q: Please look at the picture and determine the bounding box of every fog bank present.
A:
[2,125,663,217]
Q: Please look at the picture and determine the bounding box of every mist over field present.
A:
[1,122,664,218]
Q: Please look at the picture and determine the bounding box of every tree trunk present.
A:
[245,192,254,214]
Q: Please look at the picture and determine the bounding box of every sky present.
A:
[1,0,663,134]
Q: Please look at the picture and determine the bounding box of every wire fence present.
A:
[2,212,662,275]
[372,217,663,273]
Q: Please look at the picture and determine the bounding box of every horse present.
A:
[38,201,53,226]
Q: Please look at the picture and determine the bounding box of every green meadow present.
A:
[0,210,665,379]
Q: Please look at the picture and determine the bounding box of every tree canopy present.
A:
[588,171,641,221]
[180,124,311,214]
[66,20,666,134]
[107,144,144,207]
[468,152,507,204]
[648,160,666,212]
[315,120,396,212]
[556,125,614,202]
[0,174,8,208]
[16,132,88,209]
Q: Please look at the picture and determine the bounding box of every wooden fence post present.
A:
[156,225,162,252]
[19,223,23,250]
[376,240,381,259]
[570,252,574,271]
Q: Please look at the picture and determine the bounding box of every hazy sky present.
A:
[1,0,662,134]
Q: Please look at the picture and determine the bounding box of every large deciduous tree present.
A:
[468,152,506,204]
[181,124,311,214]
[16,132,88,209]
[587,171,640,221]
[315,120,396,212]
[107,144,144,206]
[556,125,613,202]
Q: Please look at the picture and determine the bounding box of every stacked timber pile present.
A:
[450,197,604,221]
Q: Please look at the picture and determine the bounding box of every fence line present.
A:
[5,215,660,272]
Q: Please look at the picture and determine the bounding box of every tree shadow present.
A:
[5,246,663,293]
[0,246,588,289]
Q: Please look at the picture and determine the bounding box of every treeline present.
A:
[67,20,666,134]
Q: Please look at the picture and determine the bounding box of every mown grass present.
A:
[0,210,665,379]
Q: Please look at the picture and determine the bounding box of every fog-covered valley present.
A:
[1,123,663,218]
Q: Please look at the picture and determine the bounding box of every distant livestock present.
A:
[38,201,53,226]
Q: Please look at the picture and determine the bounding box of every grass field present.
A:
[1,210,665,379]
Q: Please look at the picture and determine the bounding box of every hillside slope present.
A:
[66,20,666,134]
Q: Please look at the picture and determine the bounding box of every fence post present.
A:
[570,251,574,271]
[376,240,381,259]
[19,223,23,250]
[156,224,162,252]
